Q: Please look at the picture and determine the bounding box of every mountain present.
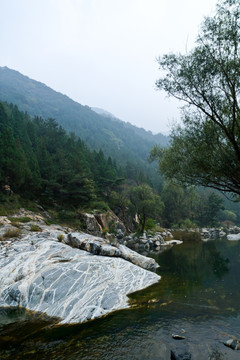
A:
[91,107,168,146]
[0,66,168,169]
[91,107,116,119]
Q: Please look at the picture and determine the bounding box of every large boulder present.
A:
[0,234,160,324]
[79,211,126,237]
[95,211,126,234]
[79,213,103,235]
[66,232,159,272]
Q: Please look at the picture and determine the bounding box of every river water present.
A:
[0,238,239,359]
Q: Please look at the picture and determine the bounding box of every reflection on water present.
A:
[0,238,240,359]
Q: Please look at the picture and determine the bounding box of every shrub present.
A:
[180,218,197,229]
[145,218,156,231]
[89,201,110,212]
[221,220,234,227]
[155,225,165,232]
[172,230,201,241]
[172,218,197,229]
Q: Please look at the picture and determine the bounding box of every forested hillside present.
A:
[91,107,168,146]
[1,67,239,230]
[0,101,123,208]
[0,67,168,170]
[0,99,239,229]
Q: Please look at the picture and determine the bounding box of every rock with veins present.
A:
[66,232,159,271]
[0,233,160,324]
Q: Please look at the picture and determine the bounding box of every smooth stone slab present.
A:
[0,236,160,324]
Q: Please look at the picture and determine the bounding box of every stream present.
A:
[0,237,239,359]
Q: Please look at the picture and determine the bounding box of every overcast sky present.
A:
[1,0,217,134]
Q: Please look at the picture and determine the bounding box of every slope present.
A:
[0,66,168,169]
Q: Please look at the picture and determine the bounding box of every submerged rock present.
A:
[224,338,240,350]
[172,334,186,340]
[0,234,160,324]
[170,350,191,360]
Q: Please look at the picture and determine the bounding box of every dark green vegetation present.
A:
[128,184,164,233]
[1,0,240,231]
[153,0,240,197]
[0,66,168,174]
[1,238,240,359]
[0,98,239,230]
[0,101,123,213]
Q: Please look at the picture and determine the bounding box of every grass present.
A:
[30,224,42,232]
[8,216,32,223]
[3,228,21,239]
[57,234,64,242]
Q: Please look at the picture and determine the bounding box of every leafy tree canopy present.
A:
[129,184,164,233]
[153,0,240,197]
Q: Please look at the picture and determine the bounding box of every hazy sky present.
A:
[1,0,217,134]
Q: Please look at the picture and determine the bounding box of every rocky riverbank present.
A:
[0,210,160,324]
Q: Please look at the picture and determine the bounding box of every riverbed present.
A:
[0,238,239,359]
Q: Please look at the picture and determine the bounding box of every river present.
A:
[0,237,239,359]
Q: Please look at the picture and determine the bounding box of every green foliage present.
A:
[196,191,224,227]
[0,66,168,191]
[129,184,164,233]
[89,201,110,212]
[155,0,240,197]
[172,230,202,242]
[172,218,197,229]
[222,210,237,222]
[144,218,156,231]
[0,193,25,215]
[102,227,109,236]
[0,101,123,211]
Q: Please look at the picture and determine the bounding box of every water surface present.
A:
[0,238,239,359]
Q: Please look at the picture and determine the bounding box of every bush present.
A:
[145,218,156,231]
[172,218,197,229]
[172,230,201,241]
[89,201,110,212]
[180,218,197,229]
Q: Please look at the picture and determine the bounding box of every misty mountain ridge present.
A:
[91,107,168,145]
[0,66,168,167]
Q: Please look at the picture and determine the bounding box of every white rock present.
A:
[162,240,183,246]
[227,233,240,241]
[0,235,160,324]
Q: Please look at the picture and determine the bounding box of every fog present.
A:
[0,0,217,134]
